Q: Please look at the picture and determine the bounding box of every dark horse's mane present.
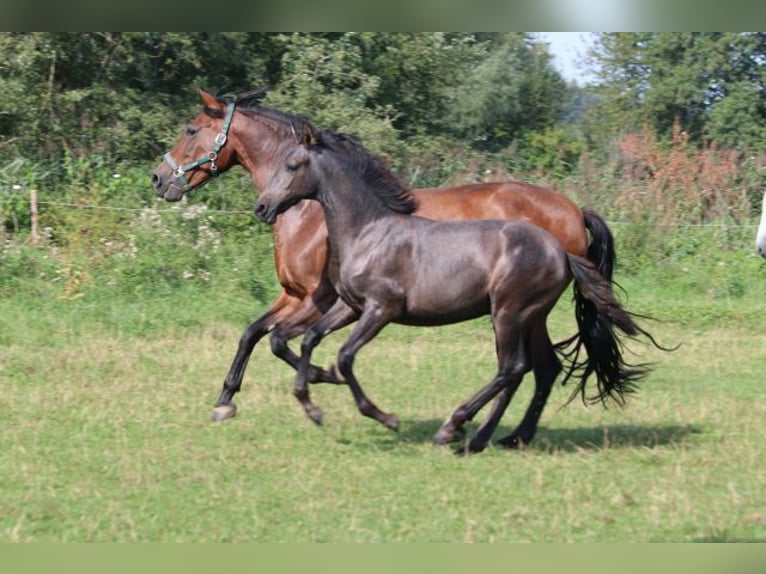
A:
[314,129,418,215]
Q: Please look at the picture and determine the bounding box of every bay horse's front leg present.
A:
[212,291,298,422]
[293,298,359,425]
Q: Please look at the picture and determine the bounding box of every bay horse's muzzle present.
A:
[151,170,185,202]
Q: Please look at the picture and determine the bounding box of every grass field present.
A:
[2,250,766,542]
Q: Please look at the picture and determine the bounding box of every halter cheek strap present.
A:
[165,102,236,191]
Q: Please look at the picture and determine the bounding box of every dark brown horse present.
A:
[254,125,653,453]
[151,89,617,422]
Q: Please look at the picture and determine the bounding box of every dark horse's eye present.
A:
[185,126,198,137]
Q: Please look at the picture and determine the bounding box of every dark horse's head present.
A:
[255,122,414,225]
[151,89,256,201]
[255,124,321,224]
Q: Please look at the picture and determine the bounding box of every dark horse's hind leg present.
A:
[497,323,561,449]
[463,375,524,454]
[433,313,529,449]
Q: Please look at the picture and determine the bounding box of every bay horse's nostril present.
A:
[151,172,162,191]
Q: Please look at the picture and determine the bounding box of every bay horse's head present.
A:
[151,89,243,202]
[255,124,320,225]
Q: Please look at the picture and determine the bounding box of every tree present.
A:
[444,33,567,151]
[586,32,766,150]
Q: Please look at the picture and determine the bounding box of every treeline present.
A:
[1,32,764,306]
[1,32,765,224]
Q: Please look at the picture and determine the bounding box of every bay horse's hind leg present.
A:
[497,321,562,449]
[212,291,297,422]
[269,286,344,384]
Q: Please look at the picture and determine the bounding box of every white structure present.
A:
[758,191,766,258]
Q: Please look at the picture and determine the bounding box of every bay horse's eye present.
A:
[185,126,199,137]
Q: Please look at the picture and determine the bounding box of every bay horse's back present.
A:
[412,181,588,257]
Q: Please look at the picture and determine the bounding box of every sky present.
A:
[535,32,597,84]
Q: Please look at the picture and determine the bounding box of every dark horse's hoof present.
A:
[306,406,324,426]
[432,427,466,446]
[211,403,238,422]
[496,434,526,449]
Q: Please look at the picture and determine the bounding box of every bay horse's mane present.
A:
[204,88,416,215]
[204,87,317,143]
[314,129,418,215]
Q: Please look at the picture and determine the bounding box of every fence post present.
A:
[30,188,39,244]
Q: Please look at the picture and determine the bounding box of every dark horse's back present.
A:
[379,216,570,328]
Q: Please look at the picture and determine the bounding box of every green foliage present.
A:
[446,33,568,150]
[586,32,766,151]
[262,33,401,159]
[515,125,586,177]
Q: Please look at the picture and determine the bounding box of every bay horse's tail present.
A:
[558,254,657,406]
[582,208,615,283]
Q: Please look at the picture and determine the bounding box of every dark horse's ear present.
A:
[301,123,320,149]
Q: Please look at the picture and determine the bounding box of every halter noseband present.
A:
[163,102,236,192]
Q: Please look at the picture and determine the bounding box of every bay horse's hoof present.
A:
[383,413,400,431]
[211,403,237,422]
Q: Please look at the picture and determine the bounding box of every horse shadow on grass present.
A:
[362,418,703,454]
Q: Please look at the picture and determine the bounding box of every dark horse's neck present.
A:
[313,139,416,256]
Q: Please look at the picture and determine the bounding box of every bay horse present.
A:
[151,88,617,423]
[757,190,766,258]
[254,125,655,453]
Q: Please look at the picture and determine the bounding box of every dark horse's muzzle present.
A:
[254,200,277,224]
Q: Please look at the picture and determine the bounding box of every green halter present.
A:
[164,102,236,191]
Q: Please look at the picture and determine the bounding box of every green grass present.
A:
[2,252,766,542]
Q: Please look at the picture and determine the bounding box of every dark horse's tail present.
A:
[558,254,661,406]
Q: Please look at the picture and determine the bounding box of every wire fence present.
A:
[34,199,760,229]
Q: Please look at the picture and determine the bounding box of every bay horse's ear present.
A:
[199,89,223,112]
[302,123,319,149]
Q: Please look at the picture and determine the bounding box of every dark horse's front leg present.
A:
[334,303,401,431]
[292,298,359,425]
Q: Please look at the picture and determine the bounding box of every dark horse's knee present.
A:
[301,326,324,355]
